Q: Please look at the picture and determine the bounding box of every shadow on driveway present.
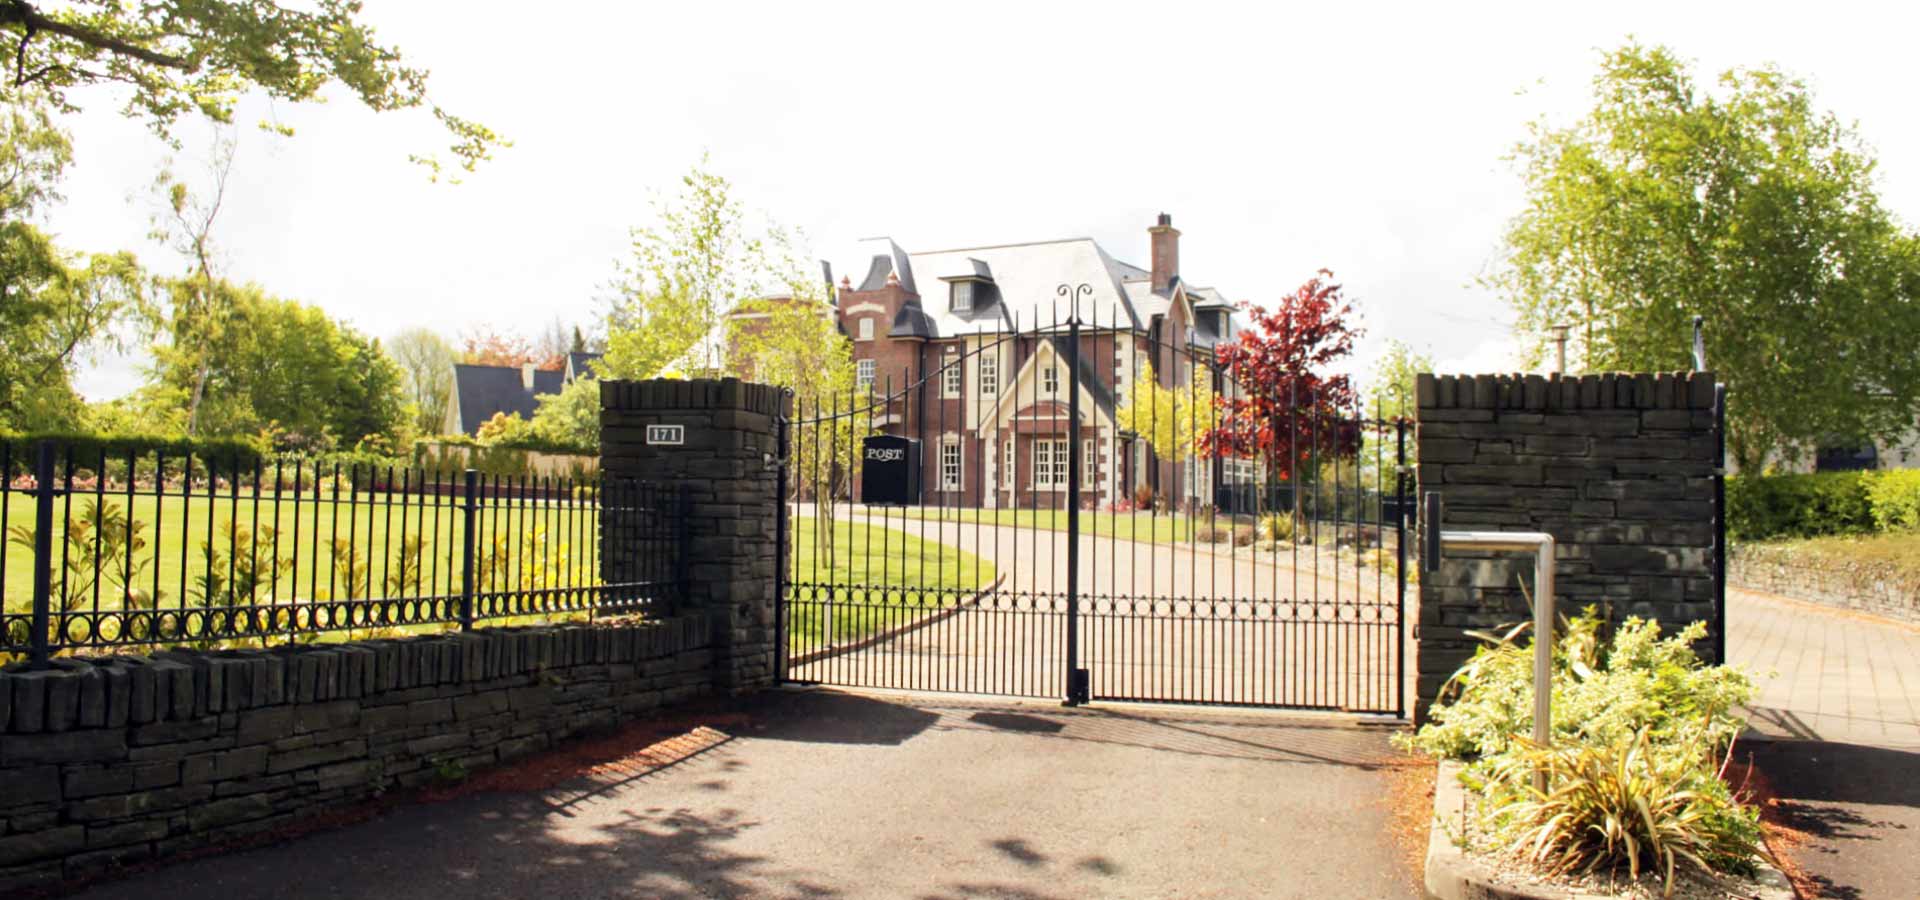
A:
[1747,740,1920,900]
[73,689,1419,899]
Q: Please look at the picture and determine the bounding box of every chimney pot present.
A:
[521,362,536,392]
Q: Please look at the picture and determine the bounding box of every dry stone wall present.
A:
[0,617,713,891]
[1414,371,1722,720]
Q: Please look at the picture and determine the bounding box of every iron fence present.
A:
[0,442,685,664]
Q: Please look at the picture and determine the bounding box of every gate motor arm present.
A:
[1423,493,1557,794]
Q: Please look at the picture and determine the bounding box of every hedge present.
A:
[1728,470,1920,541]
[0,432,267,472]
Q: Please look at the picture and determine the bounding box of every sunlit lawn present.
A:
[785,516,996,650]
[1,490,597,623]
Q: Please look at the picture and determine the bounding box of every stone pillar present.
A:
[600,378,788,692]
[1413,371,1720,721]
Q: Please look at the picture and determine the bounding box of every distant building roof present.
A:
[448,364,565,435]
[566,351,603,381]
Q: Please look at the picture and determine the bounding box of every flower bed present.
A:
[1401,611,1778,897]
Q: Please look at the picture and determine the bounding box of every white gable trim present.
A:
[973,338,1110,438]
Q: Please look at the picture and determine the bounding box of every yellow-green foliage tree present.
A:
[1116,367,1218,474]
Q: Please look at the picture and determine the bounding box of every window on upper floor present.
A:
[1042,366,1059,395]
[942,360,963,397]
[857,318,875,341]
[857,359,875,393]
[979,355,998,396]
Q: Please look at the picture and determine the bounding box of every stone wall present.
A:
[1414,371,1721,719]
[1730,543,1920,626]
[0,617,713,891]
[600,378,788,692]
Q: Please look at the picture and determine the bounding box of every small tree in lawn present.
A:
[726,294,865,574]
[1204,270,1365,528]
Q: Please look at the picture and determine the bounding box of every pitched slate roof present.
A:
[566,352,603,380]
[847,233,1245,340]
[450,364,565,435]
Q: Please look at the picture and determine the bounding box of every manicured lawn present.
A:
[2,488,598,629]
[784,516,996,650]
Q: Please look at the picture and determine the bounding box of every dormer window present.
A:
[940,258,994,314]
[951,281,974,312]
[857,318,875,341]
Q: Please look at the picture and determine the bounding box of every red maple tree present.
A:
[1202,270,1365,480]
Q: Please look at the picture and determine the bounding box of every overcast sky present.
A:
[48,0,1920,400]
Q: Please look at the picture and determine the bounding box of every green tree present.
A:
[1490,43,1920,472]
[726,294,864,569]
[148,284,403,449]
[0,1,501,177]
[387,327,456,436]
[0,98,151,431]
[1367,339,1433,419]
[529,374,600,449]
[601,158,796,379]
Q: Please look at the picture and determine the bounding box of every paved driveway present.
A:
[791,508,1409,712]
[1728,588,1920,898]
[75,690,1421,900]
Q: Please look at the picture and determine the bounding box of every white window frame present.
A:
[942,361,963,398]
[940,437,963,491]
[857,318,875,341]
[1084,438,1096,480]
[1034,439,1067,490]
[979,354,998,396]
[1042,366,1059,395]
[1003,439,1015,488]
[856,359,875,393]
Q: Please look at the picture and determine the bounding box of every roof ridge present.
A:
[910,236,1099,255]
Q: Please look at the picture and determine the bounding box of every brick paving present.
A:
[1728,587,1920,750]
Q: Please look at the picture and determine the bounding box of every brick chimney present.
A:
[521,362,536,392]
[1150,212,1180,292]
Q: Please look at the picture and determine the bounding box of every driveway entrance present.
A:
[777,312,1410,714]
[74,690,1422,899]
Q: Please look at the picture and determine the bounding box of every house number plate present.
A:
[646,425,685,445]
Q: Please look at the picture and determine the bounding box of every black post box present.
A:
[861,435,921,506]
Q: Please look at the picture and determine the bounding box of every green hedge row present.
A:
[1728,469,1920,540]
[1,432,267,471]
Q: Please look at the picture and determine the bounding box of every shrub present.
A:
[1192,522,1230,543]
[1401,610,1763,891]
[1232,524,1256,547]
[1725,471,1875,540]
[1867,469,1920,532]
[1475,731,1762,888]
[1260,512,1296,543]
[1133,483,1155,510]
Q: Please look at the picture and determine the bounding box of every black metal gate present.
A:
[774,288,1410,714]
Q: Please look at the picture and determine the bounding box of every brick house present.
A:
[835,214,1247,510]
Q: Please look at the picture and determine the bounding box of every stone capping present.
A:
[1424,760,1793,900]
[1416,371,1717,412]
[599,377,790,418]
[0,616,713,890]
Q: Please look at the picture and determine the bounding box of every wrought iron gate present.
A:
[774,288,1410,714]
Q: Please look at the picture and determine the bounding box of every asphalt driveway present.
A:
[72,689,1422,899]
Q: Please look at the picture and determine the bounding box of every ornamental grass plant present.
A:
[1400,609,1765,895]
